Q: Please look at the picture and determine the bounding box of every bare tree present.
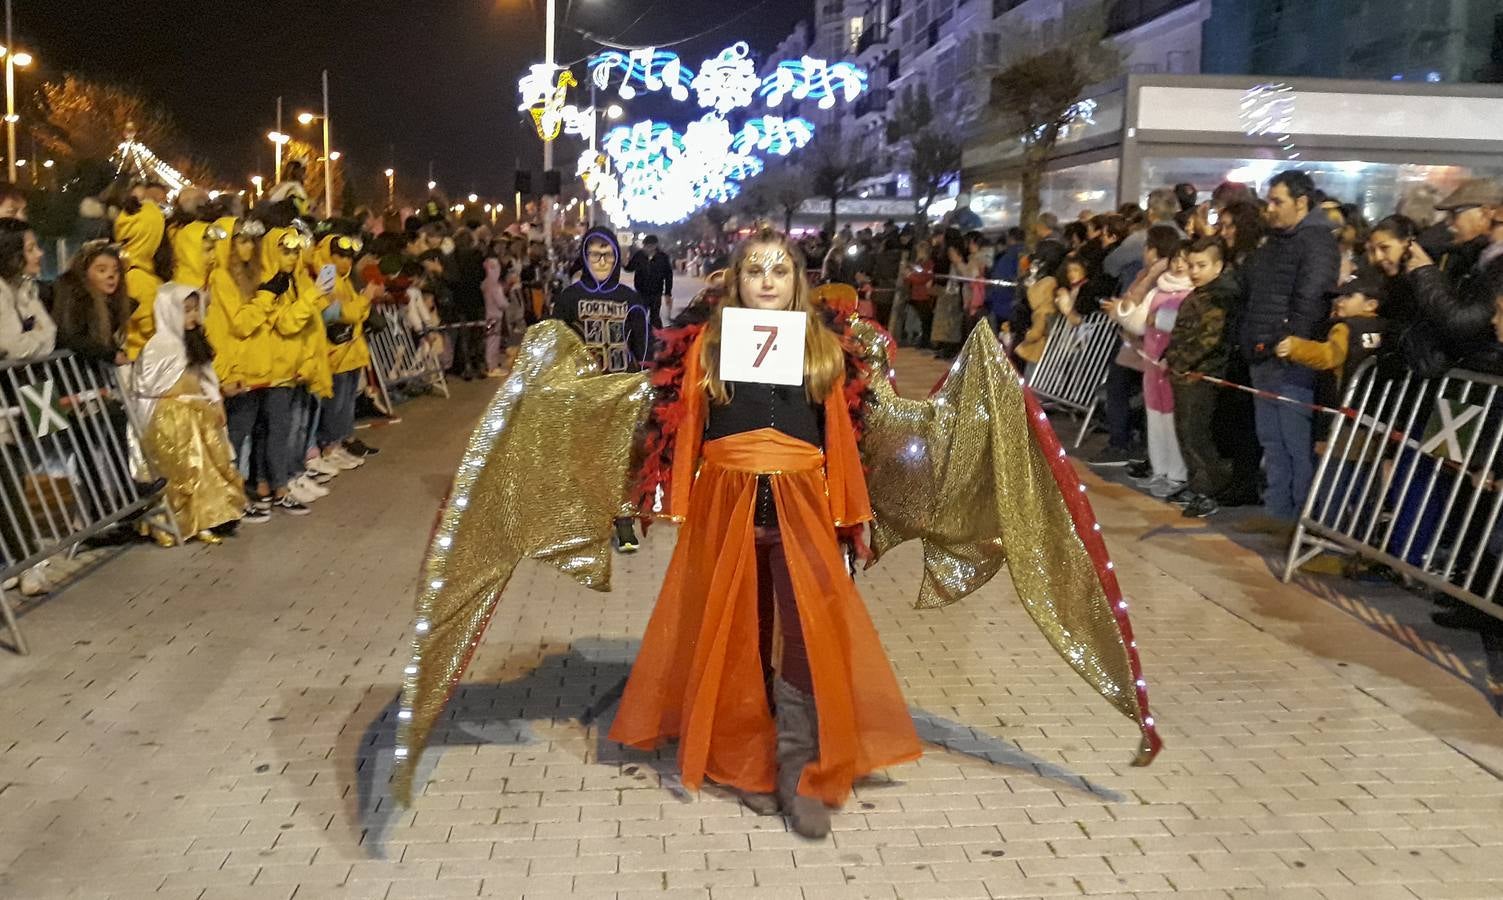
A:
[989,2,1122,245]
[807,134,875,234]
[885,85,962,234]
[35,75,182,164]
[763,160,813,235]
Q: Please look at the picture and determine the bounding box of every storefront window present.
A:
[1139,156,1503,224]
[971,158,1120,230]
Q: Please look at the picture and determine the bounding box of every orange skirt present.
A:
[609,428,921,806]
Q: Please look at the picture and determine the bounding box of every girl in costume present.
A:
[391,230,1162,845]
[607,233,920,837]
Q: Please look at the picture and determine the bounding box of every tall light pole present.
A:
[3,1,34,186]
[321,70,332,217]
[297,71,335,217]
[275,96,283,182]
[267,130,290,185]
[384,168,395,207]
[542,0,556,248]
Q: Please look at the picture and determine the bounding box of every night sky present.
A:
[26,0,813,201]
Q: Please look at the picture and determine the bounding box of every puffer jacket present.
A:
[1239,209,1340,370]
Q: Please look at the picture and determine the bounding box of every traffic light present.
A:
[513,170,532,195]
[543,169,562,196]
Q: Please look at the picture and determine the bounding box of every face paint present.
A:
[744,248,790,269]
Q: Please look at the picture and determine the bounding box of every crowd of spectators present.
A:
[0,168,601,597]
[809,172,1503,590]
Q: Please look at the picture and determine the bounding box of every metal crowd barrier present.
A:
[366,302,450,412]
[1024,312,1121,447]
[1284,359,1503,620]
[0,351,174,654]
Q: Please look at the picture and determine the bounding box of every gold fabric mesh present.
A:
[393,322,651,802]
[857,321,1144,728]
[142,399,247,535]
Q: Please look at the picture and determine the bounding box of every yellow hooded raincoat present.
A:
[115,201,166,360]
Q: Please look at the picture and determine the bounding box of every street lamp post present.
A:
[321,70,332,217]
[384,168,395,207]
[267,131,290,192]
[3,0,35,186]
[251,174,264,202]
[542,0,556,249]
[297,70,335,217]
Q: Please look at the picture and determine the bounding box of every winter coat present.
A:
[987,245,1022,321]
[625,249,674,298]
[1393,258,1501,378]
[1239,209,1341,374]
[1167,270,1241,378]
[0,276,56,362]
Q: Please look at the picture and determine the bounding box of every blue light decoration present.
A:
[589,48,692,102]
[561,43,868,225]
[759,56,867,110]
[733,116,815,157]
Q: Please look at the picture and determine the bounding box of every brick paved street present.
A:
[5,284,1503,899]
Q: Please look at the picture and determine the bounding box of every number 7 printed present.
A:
[752,325,779,367]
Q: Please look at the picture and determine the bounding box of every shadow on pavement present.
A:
[337,636,1120,858]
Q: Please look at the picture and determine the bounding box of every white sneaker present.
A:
[19,562,50,597]
[287,477,322,504]
[301,474,332,498]
[306,455,342,478]
[1150,478,1187,500]
[2,576,18,591]
[326,447,364,470]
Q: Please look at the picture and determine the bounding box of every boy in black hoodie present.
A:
[552,226,655,375]
[550,226,655,552]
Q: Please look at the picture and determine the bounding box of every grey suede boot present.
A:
[734,788,781,816]
[773,678,831,839]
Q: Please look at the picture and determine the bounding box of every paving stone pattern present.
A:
[4,301,1503,899]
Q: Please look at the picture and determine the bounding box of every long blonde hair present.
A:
[700,231,846,405]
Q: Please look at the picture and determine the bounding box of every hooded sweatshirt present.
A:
[171,221,214,289]
[206,220,276,388]
[550,226,654,372]
[115,200,167,360]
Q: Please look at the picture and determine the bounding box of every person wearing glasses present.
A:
[551,226,655,553]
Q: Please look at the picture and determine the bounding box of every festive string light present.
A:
[733,116,815,157]
[589,48,692,101]
[551,42,868,224]
[692,42,761,117]
[759,56,867,109]
[517,64,584,141]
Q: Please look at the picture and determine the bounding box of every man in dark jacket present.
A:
[624,234,673,324]
[1240,170,1342,520]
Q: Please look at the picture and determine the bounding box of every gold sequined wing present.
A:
[393,322,653,803]
[855,320,1163,764]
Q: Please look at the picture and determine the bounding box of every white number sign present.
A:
[718,307,806,387]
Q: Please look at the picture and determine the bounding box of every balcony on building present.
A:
[855,86,890,118]
[1107,0,1197,35]
[857,22,889,54]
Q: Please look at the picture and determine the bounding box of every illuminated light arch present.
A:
[531,42,869,225]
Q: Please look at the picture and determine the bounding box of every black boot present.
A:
[774,678,831,839]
